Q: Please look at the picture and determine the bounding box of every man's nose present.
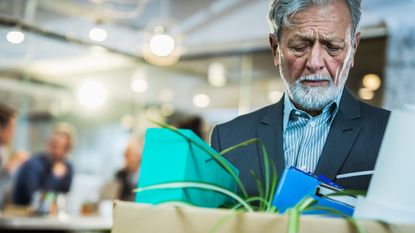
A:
[306,44,325,72]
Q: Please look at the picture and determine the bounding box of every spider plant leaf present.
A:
[231,196,270,211]
[219,138,259,155]
[220,138,274,208]
[267,159,279,212]
[287,208,300,233]
[258,140,271,208]
[134,181,254,212]
[155,200,196,208]
[250,169,265,210]
[296,196,318,213]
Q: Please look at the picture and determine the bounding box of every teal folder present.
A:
[135,128,239,208]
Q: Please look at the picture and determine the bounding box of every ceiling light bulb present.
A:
[362,74,381,91]
[78,80,106,109]
[149,33,175,57]
[131,79,148,93]
[193,94,210,108]
[89,27,108,42]
[7,30,25,44]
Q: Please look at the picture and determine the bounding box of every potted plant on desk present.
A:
[113,121,378,233]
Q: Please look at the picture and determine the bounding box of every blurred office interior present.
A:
[0,0,415,225]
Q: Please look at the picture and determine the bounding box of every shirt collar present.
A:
[283,89,343,132]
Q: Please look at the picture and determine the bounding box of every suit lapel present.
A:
[315,89,362,180]
[256,97,285,180]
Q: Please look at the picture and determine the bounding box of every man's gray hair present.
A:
[268,0,362,41]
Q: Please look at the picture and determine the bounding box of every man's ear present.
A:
[350,32,361,67]
[269,33,280,67]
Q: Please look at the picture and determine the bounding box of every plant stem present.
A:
[134,181,254,212]
[287,208,300,233]
[220,138,278,208]
[231,196,272,212]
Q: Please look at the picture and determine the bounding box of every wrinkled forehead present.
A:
[284,25,353,44]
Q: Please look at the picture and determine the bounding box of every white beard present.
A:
[285,74,343,111]
[277,29,356,112]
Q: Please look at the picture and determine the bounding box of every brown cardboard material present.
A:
[112,200,414,233]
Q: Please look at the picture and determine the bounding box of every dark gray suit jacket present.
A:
[211,89,390,196]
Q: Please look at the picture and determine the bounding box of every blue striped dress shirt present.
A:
[282,92,341,173]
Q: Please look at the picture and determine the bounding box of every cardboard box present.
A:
[112,201,415,233]
[136,128,239,208]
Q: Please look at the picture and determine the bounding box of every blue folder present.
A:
[272,166,355,216]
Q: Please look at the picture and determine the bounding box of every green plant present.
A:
[134,120,367,233]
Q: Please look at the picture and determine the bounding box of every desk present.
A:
[0,214,112,232]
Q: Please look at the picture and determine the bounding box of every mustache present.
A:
[298,74,332,83]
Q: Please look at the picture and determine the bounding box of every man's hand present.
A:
[52,162,67,178]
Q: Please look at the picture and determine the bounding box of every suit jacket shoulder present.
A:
[211,102,284,196]
[211,103,280,152]
[359,99,390,121]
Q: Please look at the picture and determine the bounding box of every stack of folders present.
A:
[272,166,356,216]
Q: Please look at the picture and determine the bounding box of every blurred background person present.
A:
[0,103,29,209]
[0,103,17,154]
[115,138,142,201]
[12,123,75,206]
[175,115,205,141]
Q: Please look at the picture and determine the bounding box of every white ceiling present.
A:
[0,0,414,119]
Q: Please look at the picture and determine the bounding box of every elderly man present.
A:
[13,123,75,205]
[211,0,390,196]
